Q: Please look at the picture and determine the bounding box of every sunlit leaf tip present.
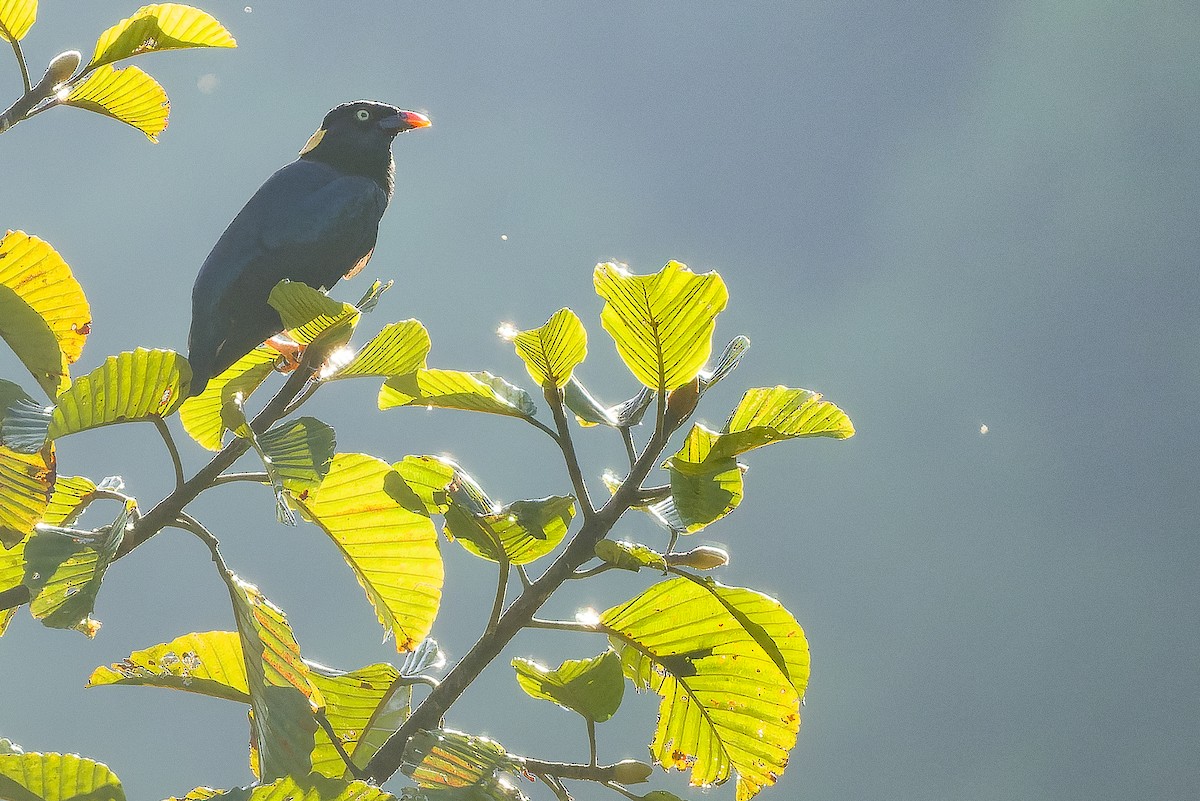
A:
[594,260,729,392]
[65,64,169,141]
[89,3,236,71]
[511,307,587,389]
[0,0,37,43]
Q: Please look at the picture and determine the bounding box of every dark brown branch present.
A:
[544,384,594,519]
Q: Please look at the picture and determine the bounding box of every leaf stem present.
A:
[316,711,365,780]
[544,384,594,519]
[486,556,510,635]
[620,426,637,467]
[153,417,186,491]
[208,471,271,487]
[520,758,646,783]
[524,617,598,633]
[525,414,560,441]
[586,718,597,767]
[515,564,533,590]
[8,37,30,94]
[569,563,613,580]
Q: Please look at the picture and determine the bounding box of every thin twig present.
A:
[525,617,598,633]
[208,471,270,487]
[620,426,637,467]
[602,781,641,800]
[545,384,594,519]
[153,417,186,492]
[569,563,613,580]
[8,37,30,94]
[280,379,320,417]
[516,564,533,591]
[586,719,597,767]
[486,557,510,635]
[525,414,560,442]
[517,758,644,783]
[316,712,365,780]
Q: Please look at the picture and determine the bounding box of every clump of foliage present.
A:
[0,6,855,801]
[1,1,236,140]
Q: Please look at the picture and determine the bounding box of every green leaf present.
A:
[45,348,191,442]
[379,370,535,419]
[510,308,587,388]
[42,474,97,527]
[404,730,516,791]
[258,417,336,493]
[326,320,429,381]
[0,232,91,397]
[444,494,575,566]
[289,453,443,651]
[593,539,666,572]
[268,280,360,350]
[308,662,410,780]
[670,387,854,474]
[65,64,169,141]
[0,0,36,42]
[179,345,277,451]
[169,776,398,801]
[0,441,53,547]
[391,455,456,515]
[23,499,132,637]
[512,650,624,723]
[594,260,728,392]
[0,749,125,801]
[88,3,236,70]
[223,573,322,783]
[87,630,250,702]
[666,458,745,533]
[601,577,809,800]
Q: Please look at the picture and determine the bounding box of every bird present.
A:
[186,100,430,396]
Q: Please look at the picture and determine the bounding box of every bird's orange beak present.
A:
[381,109,431,134]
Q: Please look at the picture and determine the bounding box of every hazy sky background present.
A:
[2,2,1198,799]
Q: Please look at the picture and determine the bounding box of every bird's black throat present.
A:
[302,145,396,197]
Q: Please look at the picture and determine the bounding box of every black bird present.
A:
[186,100,430,396]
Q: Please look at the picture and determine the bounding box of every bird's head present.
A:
[299,100,431,191]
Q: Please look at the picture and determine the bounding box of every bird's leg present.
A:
[266,334,304,373]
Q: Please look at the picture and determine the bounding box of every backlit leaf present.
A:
[404,729,516,791]
[290,453,443,651]
[65,64,169,141]
[268,280,359,350]
[23,499,132,636]
[392,455,456,516]
[42,475,97,527]
[0,231,91,396]
[0,749,125,801]
[170,776,397,801]
[88,3,235,70]
[512,650,624,723]
[179,345,277,451]
[327,320,429,380]
[0,441,53,547]
[46,348,190,442]
[87,630,250,702]
[379,370,535,419]
[308,662,410,780]
[593,539,666,572]
[666,458,745,533]
[511,308,586,389]
[257,417,335,492]
[224,573,322,782]
[601,577,809,800]
[444,494,575,566]
[0,0,36,42]
[594,261,727,392]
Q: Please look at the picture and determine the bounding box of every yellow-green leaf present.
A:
[594,260,728,392]
[511,307,587,388]
[268,280,359,350]
[0,232,91,396]
[0,750,125,801]
[172,776,397,801]
[42,474,96,527]
[308,662,410,780]
[289,453,443,651]
[601,577,809,800]
[223,573,322,782]
[0,441,53,547]
[23,500,132,636]
[379,369,535,419]
[88,3,235,70]
[180,345,277,451]
[43,348,190,445]
[593,539,666,572]
[667,458,745,533]
[327,319,429,381]
[404,729,515,791]
[444,494,575,566]
[512,650,624,723]
[392,455,456,516]
[87,630,250,702]
[257,417,335,493]
[0,0,35,42]
[65,64,169,141]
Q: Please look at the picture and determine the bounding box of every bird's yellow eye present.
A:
[355,109,371,122]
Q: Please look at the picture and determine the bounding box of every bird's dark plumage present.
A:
[187,100,430,396]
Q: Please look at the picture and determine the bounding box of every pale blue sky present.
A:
[2,3,1198,800]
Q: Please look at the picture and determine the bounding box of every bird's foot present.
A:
[266,335,304,373]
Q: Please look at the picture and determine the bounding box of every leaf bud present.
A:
[666,545,730,570]
[41,51,82,91]
[610,759,653,784]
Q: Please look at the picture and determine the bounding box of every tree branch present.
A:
[544,384,594,519]
[362,389,672,783]
[208,471,270,487]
